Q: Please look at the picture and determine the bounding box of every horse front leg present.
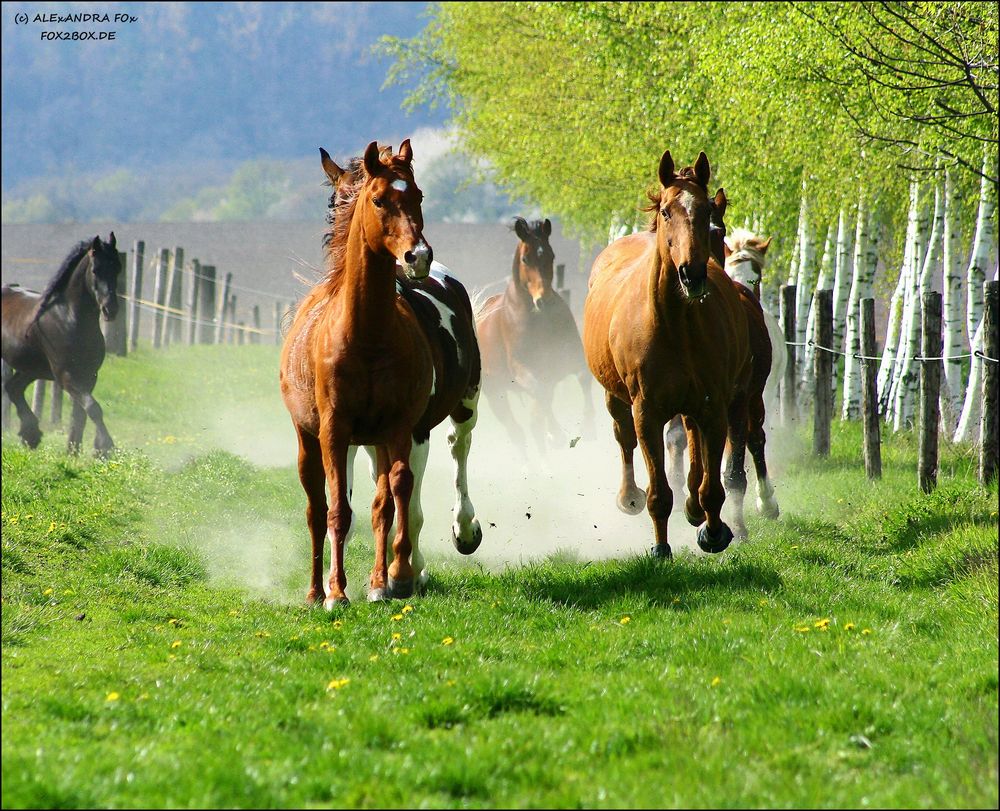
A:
[295,426,328,605]
[682,416,705,526]
[81,391,115,457]
[696,414,735,554]
[368,447,394,601]
[385,433,416,599]
[5,370,43,448]
[319,423,353,609]
[606,391,645,515]
[448,390,482,556]
[634,401,672,559]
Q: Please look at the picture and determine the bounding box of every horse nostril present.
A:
[679,264,690,285]
[404,251,416,265]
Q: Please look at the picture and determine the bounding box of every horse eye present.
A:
[372,196,384,208]
[661,208,671,221]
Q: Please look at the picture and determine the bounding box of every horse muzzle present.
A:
[678,264,708,301]
[401,243,432,280]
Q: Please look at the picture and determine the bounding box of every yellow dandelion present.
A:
[710,676,721,687]
[442,636,454,646]
[619,616,631,625]
[291,634,301,641]
[326,678,350,691]
[672,597,680,604]
[401,605,414,614]
[168,618,180,626]
[844,623,856,631]
[62,589,74,596]
[43,588,54,596]
[47,521,57,534]
[446,679,457,688]
[790,544,799,550]
[758,599,769,607]
[332,620,343,630]
[319,641,335,651]
[228,610,239,616]
[722,618,731,625]
[138,693,149,700]
[391,632,402,641]
[170,640,182,649]
[391,613,404,621]
[167,654,176,661]
[394,647,410,655]
[255,630,271,638]
[369,654,379,662]
[307,645,317,652]
[106,691,120,702]
[862,628,873,635]
[814,618,831,629]
[795,626,811,633]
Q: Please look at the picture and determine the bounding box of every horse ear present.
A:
[90,236,101,252]
[758,236,773,255]
[108,231,117,249]
[320,148,344,186]
[658,150,675,187]
[398,139,413,165]
[542,218,552,237]
[694,152,711,189]
[713,188,727,218]
[514,217,530,242]
[363,141,382,178]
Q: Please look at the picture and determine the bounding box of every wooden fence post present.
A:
[50,382,63,426]
[918,291,942,493]
[274,301,283,345]
[186,259,201,346]
[151,248,170,349]
[128,240,145,351]
[215,272,233,345]
[32,380,46,421]
[161,246,184,347]
[199,265,217,344]
[781,284,798,425]
[812,289,833,456]
[860,298,881,480]
[252,305,261,345]
[980,280,999,485]
[227,295,238,344]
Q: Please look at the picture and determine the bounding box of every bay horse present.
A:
[2,234,121,455]
[280,140,482,607]
[476,217,593,454]
[583,150,751,558]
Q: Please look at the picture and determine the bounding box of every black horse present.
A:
[2,234,122,454]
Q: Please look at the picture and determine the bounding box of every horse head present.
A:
[724,228,772,298]
[348,139,432,280]
[88,232,121,321]
[655,150,715,300]
[512,217,555,311]
[709,188,728,268]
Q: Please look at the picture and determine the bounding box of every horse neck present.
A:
[62,256,98,320]
[336,221,399,338]
[649,248,685,322]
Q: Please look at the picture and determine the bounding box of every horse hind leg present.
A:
[296,427,328,605]
[367,447,395,601]
[724,397,750,542]
[747,399,779,519]
[5,369,43,449]
[606,392,645,515]
[448,389,483,555]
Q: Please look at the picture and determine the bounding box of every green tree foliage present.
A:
[381,2,998,272]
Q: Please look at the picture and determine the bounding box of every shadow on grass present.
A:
[426,552,784,610]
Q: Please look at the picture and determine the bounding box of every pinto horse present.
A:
[476,217,593,453]
[280,140,483,607]
[2,234,121,455]
[583,151,751,558]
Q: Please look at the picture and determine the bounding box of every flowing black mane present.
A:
[33,240,92,322]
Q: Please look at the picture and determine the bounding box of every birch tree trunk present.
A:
[955,264,1000,443]
[842,201,878,419]
[878,183,918,413]
[891,183,929,430]
[966,152,998,344]
[804,223,834,390]
[941,166,966,426]
[830,208,853,393]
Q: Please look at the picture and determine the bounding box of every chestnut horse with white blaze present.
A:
[583,150,751,558]
[476,217,593,453]
[280,140,483,608]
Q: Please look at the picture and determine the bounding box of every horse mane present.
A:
[32,239,93,322]
[725,227,769,269]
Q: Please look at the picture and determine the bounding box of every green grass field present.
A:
[2,345,997,808]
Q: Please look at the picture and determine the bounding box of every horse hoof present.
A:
[306,587,325,605]
[650,543,673,560]
[323,595,350,611]
[21,428,42,449]
[616,489,646,515]
[452,521,482,555]
[416,569,429,594]
[757,498,780,520]
[367,587,387,603]
[386,576,414,600]
[696,522,734,554]
[684,500,703,527]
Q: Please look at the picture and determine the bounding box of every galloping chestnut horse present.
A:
[583,151,750,558]
[280,140,482,607]
[2,234,121,455]
[476,217,593,453]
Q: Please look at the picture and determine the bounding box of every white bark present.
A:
[842,202,878,419]
[966,152,997,343]
[941,166,966,425]
[830,208,854,394]
[954,263,1000,443]
[803,223,834,388]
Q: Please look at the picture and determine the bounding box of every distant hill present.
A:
[1,2,444,189]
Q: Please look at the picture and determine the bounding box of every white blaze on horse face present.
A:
[676,190,698,220]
